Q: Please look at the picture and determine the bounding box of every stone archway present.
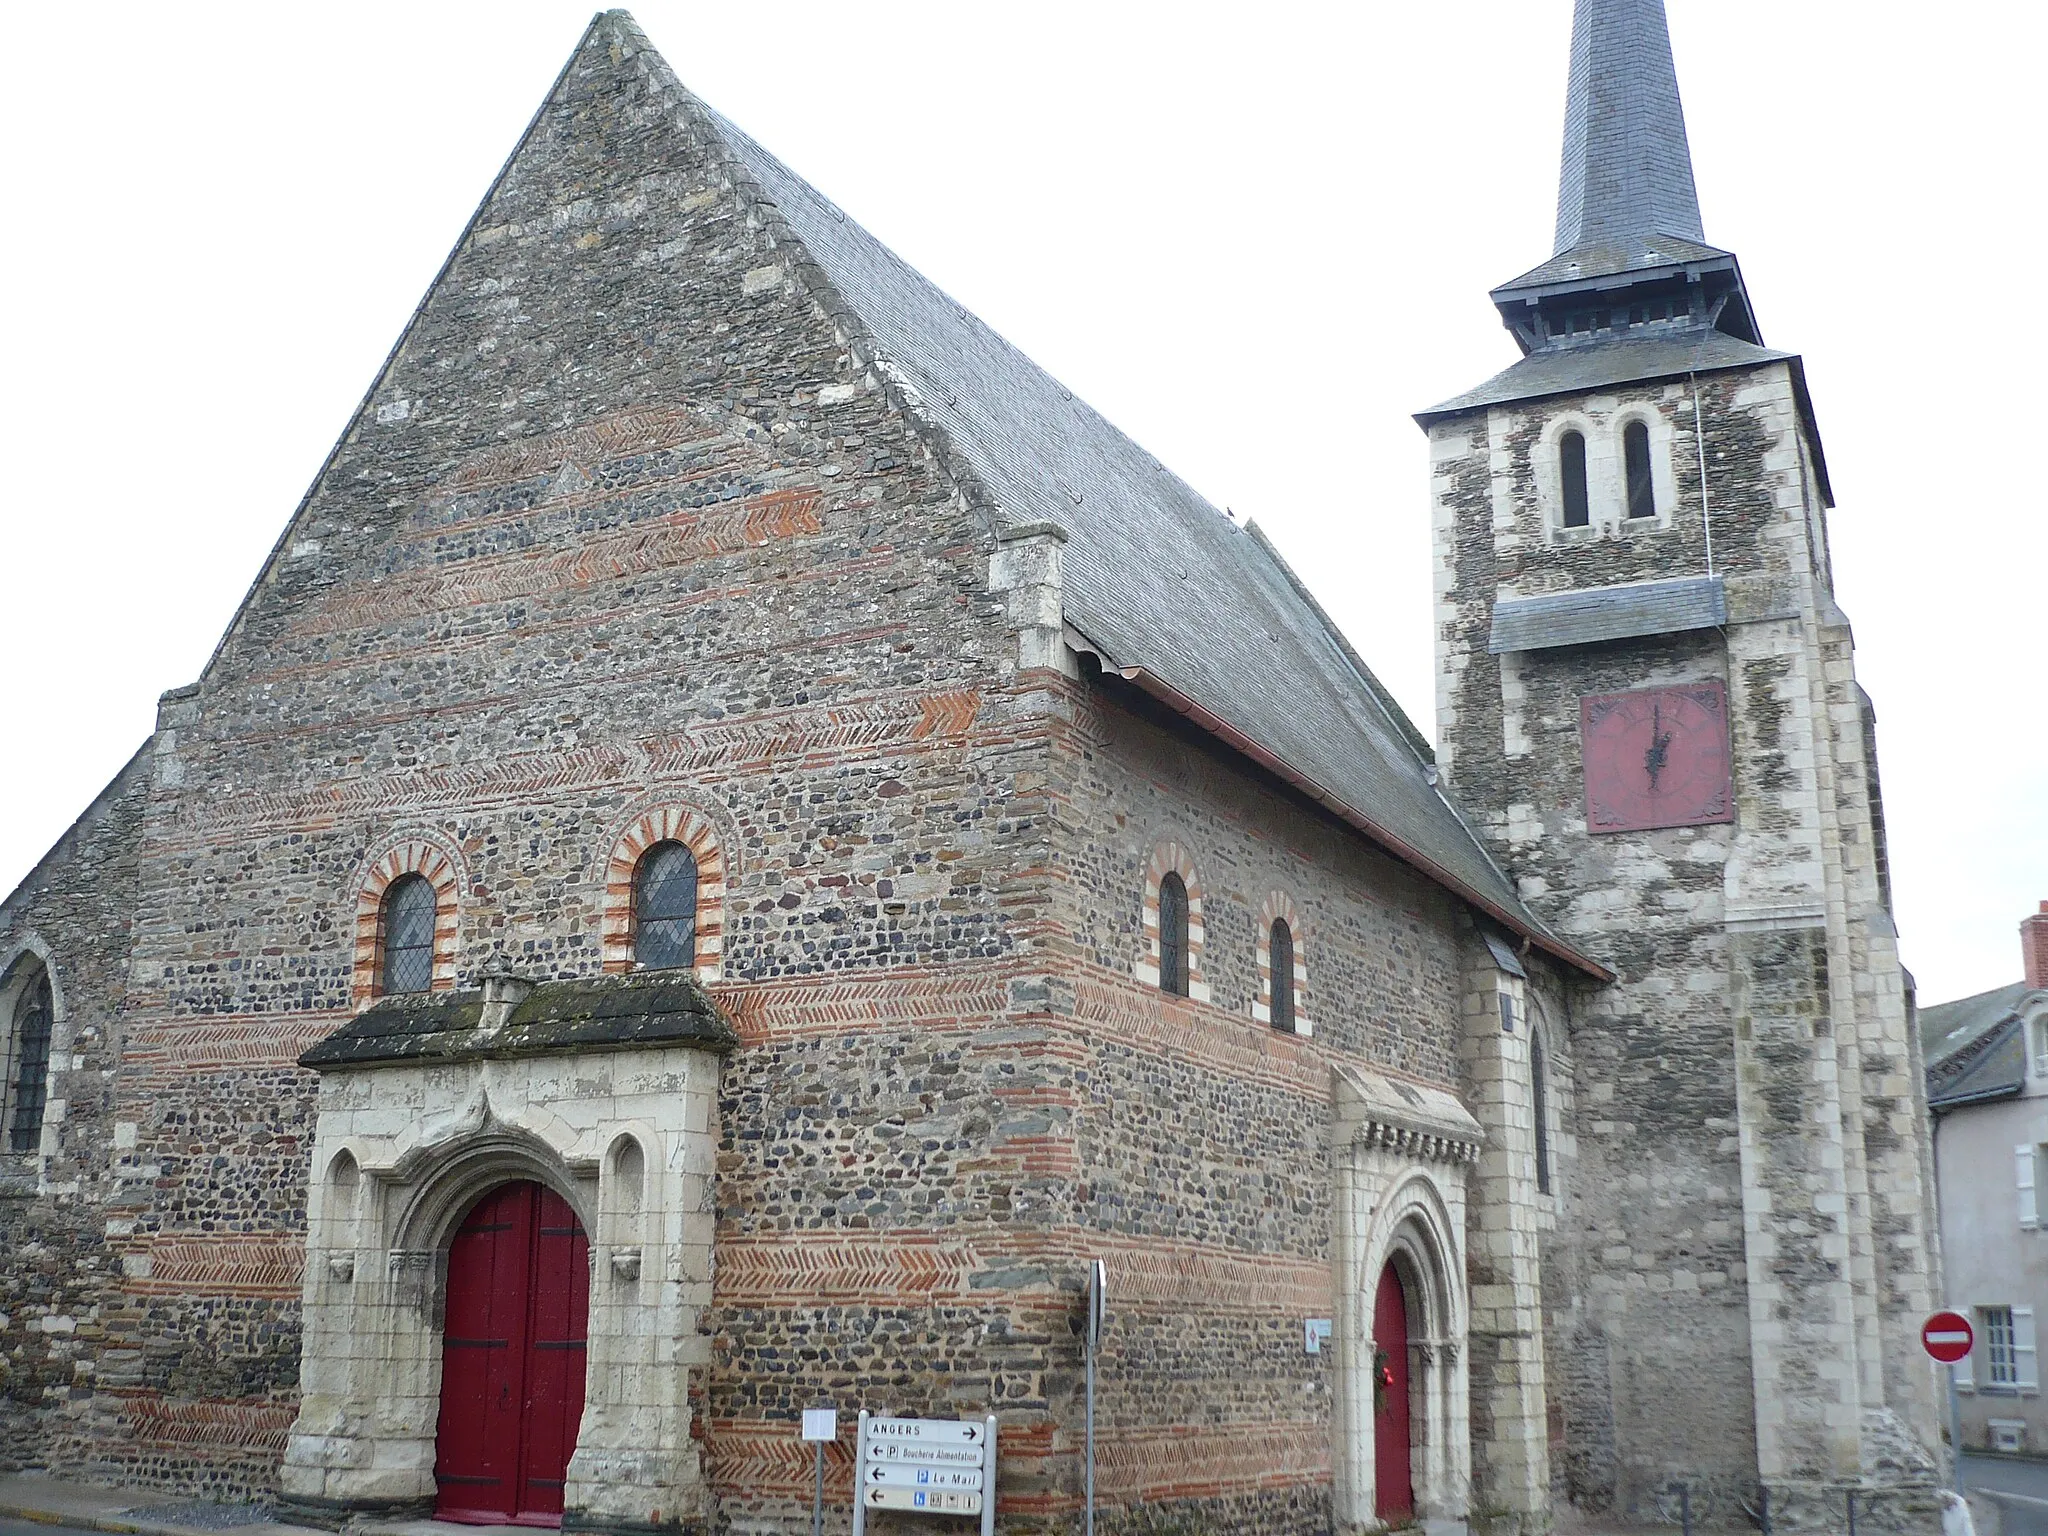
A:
[1331,1063,1482,1532]
[281,975,730,1534]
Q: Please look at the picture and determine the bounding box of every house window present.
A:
[379,874,437,996]
[1986,1307,2019,1387]
[1270,919,1295,1033]
[633,841,699,971]
[1531,1028,1552,1195]
[9,973,53,1154]
[1158,872,1189,997]
[1624,420,1656,519]
[1560,430,1590,527]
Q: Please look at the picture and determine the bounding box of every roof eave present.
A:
[1109,664,1611,982]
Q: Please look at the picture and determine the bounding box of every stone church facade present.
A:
[0,4,1945,1533]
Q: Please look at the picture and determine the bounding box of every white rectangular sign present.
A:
[863,1440,984,1466]
[865,1487,983,1515]
[802,1408,838,1442]
[865,1463,983,1491]
[864,1416,987,1446]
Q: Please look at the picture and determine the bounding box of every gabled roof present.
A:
[1922,980,2035,1111]
[603,20,1600,975]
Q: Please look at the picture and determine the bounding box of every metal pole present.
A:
[1085,1334,1097,1536]
[1759,1483,1770,1536]
[852,1410,868,1536]
[1846,1487,1856,1536]
[1690,371,1713,577]
[1950,1367,1967,1494]
[813,1438,824,1536]
[1678,1482,1691,1536]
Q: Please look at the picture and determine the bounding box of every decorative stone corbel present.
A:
[609,1247,642,1282]
[989,521,1076,676]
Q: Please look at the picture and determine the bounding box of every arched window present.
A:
[1158,872,1189,997]
[1269,918,1296,1033]
[379,874,437,997]
[1531,1028,1552,1195]
[1624,420,1655,519]
[9,972,52,1153]
[633,841,698,971]
[1559,429,1590,527]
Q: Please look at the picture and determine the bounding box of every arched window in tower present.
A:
[9,972,52,1153]
[1158,872,1189,998]
[1559,430,1590,527]
[1531,1026,1552,1195]
[633,841,698,971]
[1624,420,1655,519]
[1269,918,1296,1033]
[379,874,438,997]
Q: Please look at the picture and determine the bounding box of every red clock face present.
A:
[1581,683,1734,834]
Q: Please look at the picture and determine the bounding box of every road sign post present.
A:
[1922,1311,1974,1493]
[851,1411,997,1536]
[1085,1258,1105,1536]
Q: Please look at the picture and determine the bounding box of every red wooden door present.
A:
[1373,1261,1415,1521]
[435,1182,590,1527]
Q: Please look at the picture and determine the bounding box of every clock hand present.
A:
[1643,704,1673,790]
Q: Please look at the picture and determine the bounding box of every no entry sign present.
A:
[1922,1311,1974,1364]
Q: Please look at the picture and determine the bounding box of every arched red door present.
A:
[434,1181,590,1527]
[1373,1261,1414,1521]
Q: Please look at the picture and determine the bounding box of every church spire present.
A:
[1486,0,1759,355]
[1553,0,1704,254]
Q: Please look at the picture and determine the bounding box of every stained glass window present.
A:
[1269,919,1295,1033]
[10,974,51,1153]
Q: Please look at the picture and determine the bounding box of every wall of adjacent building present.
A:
[1936,1069,2048,1453]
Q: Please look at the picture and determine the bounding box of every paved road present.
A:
[0,1522,109,1536]
[1967,1452,2048,1536]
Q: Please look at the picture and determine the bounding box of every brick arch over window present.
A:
[1138,840,1208,1004]
[1256,890,1314,1037]
[600,806,727,980]
[351,835,463,1008]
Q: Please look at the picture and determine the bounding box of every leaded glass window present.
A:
[1624,420,1655,519]
[1532,1028,1552,1195]
[1269,919,1295,1033]
[1158,872,1189,997]
[634,841,698,972]
[380,874,437,996]
[10,975,51,1153]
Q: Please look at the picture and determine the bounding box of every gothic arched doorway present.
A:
[434,1181,590,1525]
[1373,1260,1415,1521]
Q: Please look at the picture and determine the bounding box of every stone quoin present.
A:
[0,2,1945,1532]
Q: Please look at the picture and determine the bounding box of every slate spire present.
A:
[1552,0,1705,254]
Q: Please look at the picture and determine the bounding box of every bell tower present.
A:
[1420,0,1944,1525]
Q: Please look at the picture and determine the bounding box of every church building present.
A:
[0,3,1946,1531]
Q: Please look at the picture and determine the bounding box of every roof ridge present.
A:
[1241,520,1436,765]
[604,14,1009,539]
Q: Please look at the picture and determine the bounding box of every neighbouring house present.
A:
[1926,904,2048,1455]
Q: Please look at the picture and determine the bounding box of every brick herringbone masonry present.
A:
[0,4,1944,1534]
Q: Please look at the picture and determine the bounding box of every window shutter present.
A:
[2021,1144,2040,1228]
[2017,1307,2039,1393]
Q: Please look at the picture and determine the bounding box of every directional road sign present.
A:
[852,1412,997,1536]
[867,1463,983,1490]
[865,1488,983,1515]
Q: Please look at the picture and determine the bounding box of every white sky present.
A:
[2,2,2041,1005]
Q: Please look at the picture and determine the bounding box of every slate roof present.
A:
[600,18,1597,974]
[1550,0,1705,265]
[1921,980,2034,1110]
[301,970,738,1070]
[1419,325,1793,422]
[1490,576,1726,654]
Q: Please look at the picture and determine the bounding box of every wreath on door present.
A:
[1373,1347,1395,1416]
